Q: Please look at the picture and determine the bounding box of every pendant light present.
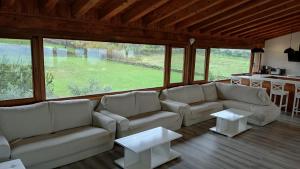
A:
[284,33,295,54]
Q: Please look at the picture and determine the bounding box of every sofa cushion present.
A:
[0,102,51,142]
[135,91,161,114]
[101,92,137,118]
[221,100,251,112]
[220,100,280,126]
[10,127,111,167]
[201,82,218,101]
[190,102,223,118]
[128,111,181,132]
[216,82,271,106]
[164,85,205,104]
[49,99,92,132]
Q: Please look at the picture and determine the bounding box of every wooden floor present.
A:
[58,115,300,169]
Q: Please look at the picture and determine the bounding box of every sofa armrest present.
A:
[92,111,116,133]
[0,130,10,162]
[160,99,190,117]
[99,110,130,131]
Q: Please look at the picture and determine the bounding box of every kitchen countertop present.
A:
[233,74,300,84]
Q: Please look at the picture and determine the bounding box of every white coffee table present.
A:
[114,127,182,169]
[210,108,253,137]
[0,159,25,169]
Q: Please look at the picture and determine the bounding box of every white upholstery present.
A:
[10,127,112,167]
[101,92,137,117]
[201,82,218,101]
[135,91,161,114]
[99,110,129,136]
[161,85,205,104]
[99,91,183,137]
[216,82,271,106]
[92,112,116,133]
[49,99,92,132]
[221,100,281,126]
[162,83,279,126]
[184,102,223,126]
[0,100,116,169]
[125,111,182,137]
[0,102,51,141]
[0,130,10,162]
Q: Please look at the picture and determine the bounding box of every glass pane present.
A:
[194,49,206,81]
[170,48,185,83]
[43,38,165,99]
[209,48,251,81]
[0,38,33,100]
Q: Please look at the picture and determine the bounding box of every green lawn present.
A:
[45,57,183,98]
[45,53,249,98]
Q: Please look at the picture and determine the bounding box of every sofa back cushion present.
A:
[216,82,271,106]
[101,92,137,117]
[201,82,218,101]
[163,85,205,104]
[135,91,161,114]
[0,102,51,141]
[49,99,92,132]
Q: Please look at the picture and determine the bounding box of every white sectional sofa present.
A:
[161,82,280,126]
[0,99,116,169]
[97,91,184,138]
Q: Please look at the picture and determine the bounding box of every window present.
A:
[0,38,33,101]
[43,38,165,99]
[170,48,185,84]
[209,48,251,81]
[194,49,206,81]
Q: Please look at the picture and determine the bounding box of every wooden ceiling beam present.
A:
[254,27,300,40]
[143,0,199,25]
[98,0,139,21]
[175,0,251,30]
[227,10,300,36]
[219,4,300,35]
[207,0,295,34]
[159,0,224,27]
[193,0,273,32]
[72,0,103,17]
[6,0,16,7]
[121,0,170,23]
[244,21,300,39]
[240,19,300,38]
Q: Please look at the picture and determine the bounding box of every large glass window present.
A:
[170,48,185,83]
[194,49,206,81]
[209,48,251,81]
[43,38,165,98]
[0,38,33,101]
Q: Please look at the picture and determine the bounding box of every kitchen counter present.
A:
[234,74,300,84]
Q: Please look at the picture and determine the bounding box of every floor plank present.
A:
[57,115,300,169]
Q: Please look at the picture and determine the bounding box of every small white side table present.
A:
[0,159,26,169]
[115,127,182,169]
[210,108,253,137]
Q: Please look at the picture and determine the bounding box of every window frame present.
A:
[191,47,209,84]
[166,45,188,87]
[207,47,252,82]
[169,46,186,85]
[0,37,38,106]
[42,37,168,99]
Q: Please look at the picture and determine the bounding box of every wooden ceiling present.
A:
[0,0,299,44]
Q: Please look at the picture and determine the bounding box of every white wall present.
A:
[261,31,300,76]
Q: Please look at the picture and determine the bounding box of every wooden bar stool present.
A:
[270,80,289,112]
[250,78,263,88]
[292,83,300,118]
[230,76,242,85]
